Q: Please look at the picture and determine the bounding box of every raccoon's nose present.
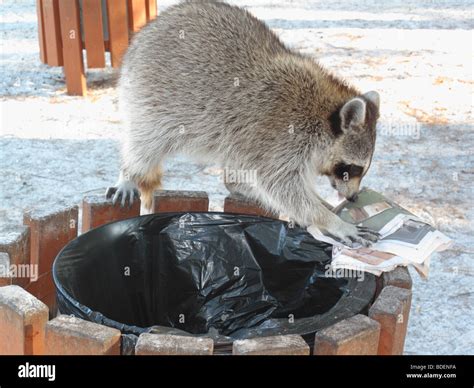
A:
[347,194,358,202]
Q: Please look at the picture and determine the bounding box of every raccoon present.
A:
[106,0,381,247]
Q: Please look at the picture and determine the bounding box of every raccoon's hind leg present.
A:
[224,180,252,197]
[223,172,277,215]
[223,165,259,197]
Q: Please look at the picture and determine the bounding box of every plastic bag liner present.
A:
[53,212,375,354]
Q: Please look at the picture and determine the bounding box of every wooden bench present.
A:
[36,0,157,96]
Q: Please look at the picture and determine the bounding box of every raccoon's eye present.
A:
[334,163,349,179]
[334,163,363,179]
[349,165,364,177]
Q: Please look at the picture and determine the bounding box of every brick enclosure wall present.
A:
[0,190,412,355]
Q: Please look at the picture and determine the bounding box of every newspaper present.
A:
[307,188,452,278]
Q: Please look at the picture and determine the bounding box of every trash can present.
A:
[53,212,376,354]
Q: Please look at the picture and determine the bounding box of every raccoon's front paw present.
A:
[328,222,380,248]
[105,181,140,207]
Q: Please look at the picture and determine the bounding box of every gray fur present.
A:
[108,0,381,246]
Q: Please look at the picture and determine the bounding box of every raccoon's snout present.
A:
[347,193,359,202]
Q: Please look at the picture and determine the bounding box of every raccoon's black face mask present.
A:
[329,162,365,201]
[328,91,380,201]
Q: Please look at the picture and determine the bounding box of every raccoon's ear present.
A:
[340,98,366,131]
[363,91,380,110]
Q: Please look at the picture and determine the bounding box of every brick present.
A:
[25,272,56,317]
[0,226,31,287]
[153,190,209,213]
[136,333,214,355]
[369,286,412,355]
[0,285,49,355]
[233,335,309,355]
[313,314,380,355]
[382,267,413,290]
[224,193,277,218]
[23,204,78,275]
[82,194,141,233]
[45,315,121,355]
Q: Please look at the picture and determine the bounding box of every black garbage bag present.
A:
[53,212,375,354]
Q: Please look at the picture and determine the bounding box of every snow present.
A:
[1,0,473,354]
[0,224,28,246]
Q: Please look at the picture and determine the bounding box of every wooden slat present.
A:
[106,0,129,68]
[146,0,157,21]
[82,0,106,68]
[42,0,63,66]
[58,0,86,96]
[128,0,147,32]
[36,0,47,63]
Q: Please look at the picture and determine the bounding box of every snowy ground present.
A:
[1,0,473,354]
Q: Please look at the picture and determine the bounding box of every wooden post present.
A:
[233,335,310,355]
[42,0,63,66]
[82,0,106,68]
[106,0,129,68]
[153,190,209,213]
[146,0,157,21]
[58,0,86,96]
[36,0,47,63]
[128,0,147,32]
[82,195,141,233]
[224,193,277,218]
